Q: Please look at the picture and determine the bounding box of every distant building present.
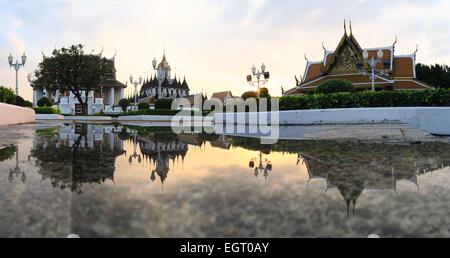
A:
[210,91,236,107]
[31,55,126,115]
[139,53,190,103]
[284,22,431,95]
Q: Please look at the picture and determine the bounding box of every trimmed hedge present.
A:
[33,107,60,114]
[315,80,355,94]
[279,89,450,111]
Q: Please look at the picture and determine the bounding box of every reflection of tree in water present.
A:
[231,137,450,215]
[0,146,16,162]
[30,125,125,194]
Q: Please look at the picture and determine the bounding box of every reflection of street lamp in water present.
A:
[128,134,142,164]
[249,152,272,180]
[9,146,26,184]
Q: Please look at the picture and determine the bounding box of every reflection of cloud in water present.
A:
[69,169,450,238]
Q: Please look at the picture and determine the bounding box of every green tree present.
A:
[34,44,110,115]
[259,87,270,98]
[416,63,450,89]
[316,80,355,94]
[118,98,130,112]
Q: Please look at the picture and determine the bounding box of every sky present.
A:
[1,0,450,101]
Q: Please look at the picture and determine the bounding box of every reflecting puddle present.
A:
[1,123,450,237]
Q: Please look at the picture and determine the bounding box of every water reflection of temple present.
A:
[31,124,126,193]
[300,154,421,215]
[229,137,450,215]
[296,142,450,216]
[137,134,188,187]
[126,129,232,188]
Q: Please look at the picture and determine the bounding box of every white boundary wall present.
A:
[214,107,450,135]
[0,103,35,126]
[36,114,65,120]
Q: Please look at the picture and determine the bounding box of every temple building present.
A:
[31,54,127,115]
[284,22,431,95]
[139,53,190,103]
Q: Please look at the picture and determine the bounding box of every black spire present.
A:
[182,76,189,90]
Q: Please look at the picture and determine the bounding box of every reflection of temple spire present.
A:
[299,151,424,215]
[346,200,356,217]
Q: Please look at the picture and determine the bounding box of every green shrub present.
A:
[242,91,258,100]
[118,98,130,112]
[138,102,150,110]
[155,98,173,110]
[37,97,53,107]
[315,80,355,94]
[15,96,33,107]
[33,107,60,114]
[0,86,16,104]
[279,89,450,111]
[0,86,33,107]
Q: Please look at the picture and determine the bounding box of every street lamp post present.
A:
[8,53,27,96]
[249,152,273,180]
[361,49,385,92]
[129,75,143,110]
[247,63,270,98]
[128,133,142,165]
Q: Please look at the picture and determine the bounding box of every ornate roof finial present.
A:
[163,42,166,57]
[304,53,309,63]
[344,19,347,35]
[322,41,327,53]
[414,44,419,58]
[393,36,398,48]
[295,76,300,86]
[98,46,104,57]
[349,20,353,35]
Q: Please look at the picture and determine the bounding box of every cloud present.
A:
[0,0,449,101]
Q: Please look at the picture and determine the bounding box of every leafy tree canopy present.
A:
[34,44,110,115]
[416,63,450,89]
[118,98,130,112]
